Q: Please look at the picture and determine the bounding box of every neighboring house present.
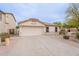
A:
[19,18,59,36]
[44,22,60,32]
[0,10,16,34]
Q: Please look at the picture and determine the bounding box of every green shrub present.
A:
[0,33,10,38]
[0,33,10,42]
[63,35,69,39]
[0,33,10,46]
[76,32,79,39]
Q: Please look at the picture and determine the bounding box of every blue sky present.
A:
[0,3,69,23]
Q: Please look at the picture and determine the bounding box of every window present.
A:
[9,29,15,34]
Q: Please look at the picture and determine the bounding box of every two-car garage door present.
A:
[19,27,44,36]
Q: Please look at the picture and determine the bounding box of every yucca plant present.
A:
[59,29,66,35]
[63,35,69,39]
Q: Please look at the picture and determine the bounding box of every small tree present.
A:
[53,22,63,28]
[65,18,79,30]
[66,3,79,30]
[16,25,20,29]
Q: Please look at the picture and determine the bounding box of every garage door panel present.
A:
[19,27,44,36]
[49,27,55,32]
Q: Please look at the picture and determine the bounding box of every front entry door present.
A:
[55,27,58,32]
[46,27,49,32]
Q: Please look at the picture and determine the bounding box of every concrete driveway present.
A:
[0,32,79,56]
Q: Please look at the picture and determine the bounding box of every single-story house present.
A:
[0,10,16,34]
[18,18,60,36]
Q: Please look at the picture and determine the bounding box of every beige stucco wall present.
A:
[19,21,45,27]
[0,14,7,33]
[0,22,2,33]
[5,14,16,29]
[0,13,16,33]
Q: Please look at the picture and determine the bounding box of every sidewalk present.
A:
[0,37,18,55]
